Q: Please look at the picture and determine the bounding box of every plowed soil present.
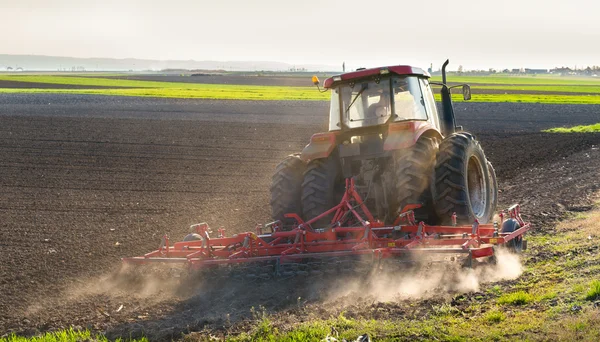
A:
[1,94,599,339]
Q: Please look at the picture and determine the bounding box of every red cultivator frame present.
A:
[123,179,530,272]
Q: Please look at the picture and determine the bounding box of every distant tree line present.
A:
[435,65,600,76]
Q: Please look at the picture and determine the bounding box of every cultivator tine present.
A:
[471,220,479,236]
[416,221,424,238]
[393,208,417,226]
[508,204,525,226]
[264,220,282,233]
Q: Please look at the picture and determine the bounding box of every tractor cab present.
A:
[329,74,436,132]
[312,63,471,138]
[318,67,439,133]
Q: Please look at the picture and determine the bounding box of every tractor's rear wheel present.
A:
[270,153,306,226]
[301,155,344,228]
[432,132,497,224]
[391,136,439,223]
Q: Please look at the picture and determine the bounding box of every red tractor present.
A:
[271,60,497,228]
[123,62,528,272]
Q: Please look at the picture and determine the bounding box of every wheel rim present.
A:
[467,156,486,219]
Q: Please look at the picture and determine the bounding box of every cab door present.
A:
[419,78,441,131]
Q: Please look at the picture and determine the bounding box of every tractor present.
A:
[124,61,529,273]
[270,60,498,227]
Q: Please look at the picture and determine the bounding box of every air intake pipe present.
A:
[440,60,457,136]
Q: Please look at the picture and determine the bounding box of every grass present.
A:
[221,309,600,341]
[472,84,600,94]
[585,280,600,301]
[3,87,600,104]
[429,83,600,95]
[0,328,147,342]
[0,85,329,101]
[2,74,600,103]
[483,309,506,324]
[4,74,600,93]
[430,75,600,85]
[543,123,600,133]
[497,291,534,305]
[4,74,600,87]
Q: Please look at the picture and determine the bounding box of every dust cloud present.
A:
[24,251,523,322]
[321,250,522,303]
[24,263,194,317]
[65,263,192,302]
[61,251,522,306]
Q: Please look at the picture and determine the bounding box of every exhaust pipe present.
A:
[442,59,449,85]
[439,59,456,136]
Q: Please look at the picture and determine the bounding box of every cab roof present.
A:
[323,65,429,89]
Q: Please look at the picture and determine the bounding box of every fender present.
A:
[300,132,338,162]
[383,121,442,150]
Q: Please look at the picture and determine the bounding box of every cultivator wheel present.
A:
[270,154,306,227]
[391,136,439,224]
[183,233,202,241]
[433,132,497,224]
[501,218,524,253]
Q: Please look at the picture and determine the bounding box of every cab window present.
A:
[392,77,427,121]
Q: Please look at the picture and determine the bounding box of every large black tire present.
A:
[301,155,344,228]
[391,136,439,223]
[270,154,306,225]
[432,132,496,224]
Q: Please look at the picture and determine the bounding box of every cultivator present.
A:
[123,179,530,277]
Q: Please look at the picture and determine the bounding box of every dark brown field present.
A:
[1,94,599,339]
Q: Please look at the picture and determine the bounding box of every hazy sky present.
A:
[1,0,599,70]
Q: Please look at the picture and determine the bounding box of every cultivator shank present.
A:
[123,179,529,275]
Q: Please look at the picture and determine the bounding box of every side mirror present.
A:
[312,75,320,86]
[462,85,471,101]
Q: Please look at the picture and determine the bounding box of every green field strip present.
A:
[2,74,600,103]
[430,75,600,85]
[543,123,600,133]
[0,87,329,100]
[2,87,600,104]
[2,74,600,93]
[434,85,600,94]
[3,74,600,89]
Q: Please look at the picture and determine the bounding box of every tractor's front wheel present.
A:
[301,155,344,228]
[432,133,497,224]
